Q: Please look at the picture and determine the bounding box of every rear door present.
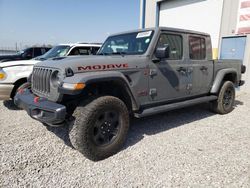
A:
[188,35,213,95]
[148,32,192,102]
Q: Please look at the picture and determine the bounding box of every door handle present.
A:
[176,67,187,73]
[176,67,187,75]
[176,67,186,72]
[200,66,208,71]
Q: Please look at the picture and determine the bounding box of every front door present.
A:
[148,33,192,103]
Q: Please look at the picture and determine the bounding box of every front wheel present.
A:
[210,81,235,114]
[69,96,129,161]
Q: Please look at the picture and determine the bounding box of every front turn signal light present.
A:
[62,83,86,90]
[74,83,86,90]
[0,72,6,80]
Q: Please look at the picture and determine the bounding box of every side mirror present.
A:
[155,45,170,59]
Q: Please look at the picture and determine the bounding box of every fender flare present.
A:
[210,68,238,94]
[62,71,140,111]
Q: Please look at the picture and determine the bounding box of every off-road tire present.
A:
[69,96,129,161]
[210,81,235,114]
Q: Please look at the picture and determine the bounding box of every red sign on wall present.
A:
[237,0,250,34]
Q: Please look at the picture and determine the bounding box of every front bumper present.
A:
[14,89,66,125]
[0,84,14,100]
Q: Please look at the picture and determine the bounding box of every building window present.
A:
[157,33,183,60]
[189,36,206,60]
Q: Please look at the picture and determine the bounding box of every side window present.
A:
[45,48,51,53]
[41,48,46,55]
[189,36,206,60]
[157,34,183,60]
[78,47,91,55]
[23,48,33,58]
[69,47,91,56]
[91,47,100,55]
[34,48,42,56]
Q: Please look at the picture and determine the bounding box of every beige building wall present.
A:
[144,0,158,28]
[219,0,240,37]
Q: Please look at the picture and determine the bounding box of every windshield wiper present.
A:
[97,52,127,56]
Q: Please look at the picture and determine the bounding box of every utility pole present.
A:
[15,42,18,52]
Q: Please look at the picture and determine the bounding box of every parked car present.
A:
[0,43,101,100]
[15,27,245,161]
[0,47,51,62]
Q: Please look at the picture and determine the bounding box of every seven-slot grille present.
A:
[32,67,53,94]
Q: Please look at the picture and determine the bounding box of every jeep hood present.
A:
[35,55,144,73]
[0,59,40,68]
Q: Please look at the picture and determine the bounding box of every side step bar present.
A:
[134,95,217,118]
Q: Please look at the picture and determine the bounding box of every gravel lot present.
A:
[0,92,250,187]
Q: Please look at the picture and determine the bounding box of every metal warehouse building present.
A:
[140,0,250,91]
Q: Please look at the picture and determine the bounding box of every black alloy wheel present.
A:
[92,110,121,146]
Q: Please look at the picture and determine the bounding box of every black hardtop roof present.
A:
[109,27,210,37]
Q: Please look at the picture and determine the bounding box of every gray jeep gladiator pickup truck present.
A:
[15,27,246,161]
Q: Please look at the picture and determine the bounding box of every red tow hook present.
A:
[34,97,40,103]
[18,88,24,94]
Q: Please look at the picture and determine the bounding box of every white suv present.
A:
[0,43,101,100]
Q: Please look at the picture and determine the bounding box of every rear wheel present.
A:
[210,81,235,114]
[69,96,129,161]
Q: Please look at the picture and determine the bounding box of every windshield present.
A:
[98,30,154,55]
[36,45,70,60]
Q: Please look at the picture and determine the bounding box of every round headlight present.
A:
[51,71,60,87]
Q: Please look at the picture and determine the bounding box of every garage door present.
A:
[159,0,224,49]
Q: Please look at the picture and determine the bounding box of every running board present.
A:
[134,95,217,118]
